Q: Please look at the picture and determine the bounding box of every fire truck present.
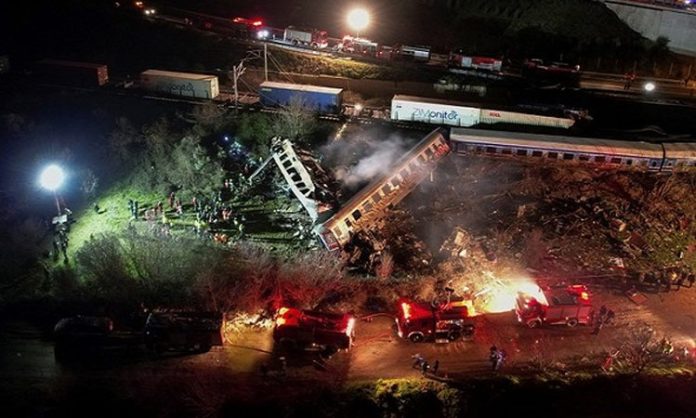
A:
[273,307,356,352]
[448,50,503,72]
[284,26,329,49]
[395,298,475,343]
[515,284,594,328]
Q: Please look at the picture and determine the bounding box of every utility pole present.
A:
[264,43,268,81]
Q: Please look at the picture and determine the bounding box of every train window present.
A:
[547,152,558,159]
[344,219,352,228]
[594,156,606,163]
[532,151,543,157]
[352,210,362,220]
[425,147,434,157]
[501,148,512,155]
[418,154,427,163]
[486,146,497,154]
[610,157,622,164]
[578,155,590,161]
[476,146,484,153]
[372,193,382,203]
[391,178,401,188]
[363,202,373,212]
[650,161,659,167]
[382,185,392,195]
[516,149,528,156]
[626,159,633,166]
[563,153,575,160]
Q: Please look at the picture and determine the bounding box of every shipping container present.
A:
[259,81,343,113]
[391,96,574,129]
[479,109,575,129]
[35,59,108,87]
[140,69,219,99]
[390,95,480,127]
[283,26,328,48]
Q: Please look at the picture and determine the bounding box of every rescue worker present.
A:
[412,353,425,369]
[489,346,499,371]
[431,360,440,376]
[593,305,608,335]
[421,360,429,375]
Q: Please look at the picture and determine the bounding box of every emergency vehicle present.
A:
[515,284,594,328]
[395,298,475,343]
[273,307,356,352]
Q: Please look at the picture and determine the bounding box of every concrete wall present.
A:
[604,0,696,56]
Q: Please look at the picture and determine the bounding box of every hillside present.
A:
[157,0,643,57]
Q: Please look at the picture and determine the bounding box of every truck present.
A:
[273,307,356,352]
[139,69,219,99]
[339,36,379,57]
[448,51,503,72]
[394,45,431,62]
[144,310,223,354]
[395,298,475,343]
[521,58,581,87]
[283,26,329,49]
[259,81,343,113]
[35,59,109,87]
[515,284,594,328]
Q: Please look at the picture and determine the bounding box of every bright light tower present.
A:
[347,8,369,38]
[643,81,656,92]
[39,164,66,215]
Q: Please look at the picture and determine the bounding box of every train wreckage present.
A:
[264,126,696,258]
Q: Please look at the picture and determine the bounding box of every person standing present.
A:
[431,360,439,376]
[489,346,499,371]
[168,192,175,209]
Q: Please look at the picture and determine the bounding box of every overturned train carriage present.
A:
[315,128,451,251]
[449,128,696,172]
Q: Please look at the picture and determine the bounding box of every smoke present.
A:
[321,129,411,190]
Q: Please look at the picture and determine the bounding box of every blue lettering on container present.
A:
[414,108,458,120]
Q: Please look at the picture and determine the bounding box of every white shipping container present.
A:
[140,69,219,99]
[391,95,480,127]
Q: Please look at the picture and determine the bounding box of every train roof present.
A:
[392,95,480,109]
[450,128,664,159]
[322,129,446,226]
[141,69,217,80]
[662,142,696,158]
[260,81,343,95]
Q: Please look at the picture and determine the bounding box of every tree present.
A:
[271,95,317,143]
[166,136,226,198]
[108,117,143,163]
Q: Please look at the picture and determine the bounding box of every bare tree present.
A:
[271,95,317,142]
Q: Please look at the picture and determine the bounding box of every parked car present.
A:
[53,315,140,361]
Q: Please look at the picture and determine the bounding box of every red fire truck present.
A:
[395,298,475,343]
[273,307,356,352]
[515,284,594,328]
[448,50,503,72]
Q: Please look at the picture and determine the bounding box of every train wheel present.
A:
[566,318,579,328]
[408,332,424,343]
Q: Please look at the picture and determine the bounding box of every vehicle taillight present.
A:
[252,20,263,26]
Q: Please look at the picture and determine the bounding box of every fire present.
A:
[477,279,547,313]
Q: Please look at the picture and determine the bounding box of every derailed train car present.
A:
[314,128,451,250]
[449,128,696,172]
